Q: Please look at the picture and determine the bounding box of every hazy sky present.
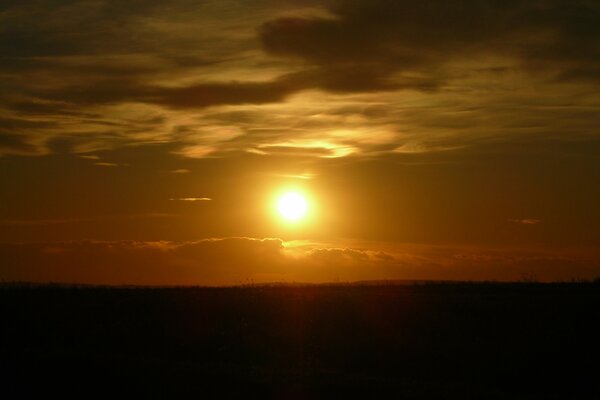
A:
[1,0,599,284]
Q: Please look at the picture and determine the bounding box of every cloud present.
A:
[252,141,357,158]
[394,141,466,154]
[0,238,398,285]
[1,0,599,159]
[169,197,212,202]
[147,81,298,109]
[259,0,600,88]
[94,162,127,167]
[0,132,41,155]
[0,238,598,285]
[510,218,542,225]
[269,172,316,180]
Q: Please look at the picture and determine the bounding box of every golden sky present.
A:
[1,0,600,284]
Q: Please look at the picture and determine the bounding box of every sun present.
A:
[277,191,309,222]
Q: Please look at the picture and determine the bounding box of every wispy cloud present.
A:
[269,172,316,180]
[94,162,128,167]
[169,197,212,202]
[510,219,542,225]
[394,142,466,154]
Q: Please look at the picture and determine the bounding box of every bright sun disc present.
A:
[277,191,308,221]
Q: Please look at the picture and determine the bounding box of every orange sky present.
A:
[1,0,600,284]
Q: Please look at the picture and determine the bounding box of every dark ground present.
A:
[1,282,599,398]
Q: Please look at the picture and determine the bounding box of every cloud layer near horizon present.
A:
[1,238,598,285]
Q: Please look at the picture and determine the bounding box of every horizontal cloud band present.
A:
[0,238,597,285]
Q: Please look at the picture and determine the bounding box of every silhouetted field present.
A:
[1,282,599,398]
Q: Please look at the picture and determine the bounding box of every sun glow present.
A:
[277,191,309,222]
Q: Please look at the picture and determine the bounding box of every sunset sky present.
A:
[1,0,599,284]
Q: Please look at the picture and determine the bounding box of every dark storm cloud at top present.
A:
[260,0,600,87]
[1,0,599,157]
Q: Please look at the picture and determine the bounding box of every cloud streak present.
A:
[169,197,212,202]
[510,218,542,225]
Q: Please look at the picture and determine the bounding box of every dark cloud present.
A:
[1,0,599,159]
[0,132,39,155]
[259,0,600,89]
[0,238,398,285]
[147,80,298,109]
[6,73,296,111]
[10,0,597,117]
[281,68,441,93]
[0,0,171,57]
[0,238,597,285]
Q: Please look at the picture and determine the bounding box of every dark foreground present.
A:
[1,282,599,398]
